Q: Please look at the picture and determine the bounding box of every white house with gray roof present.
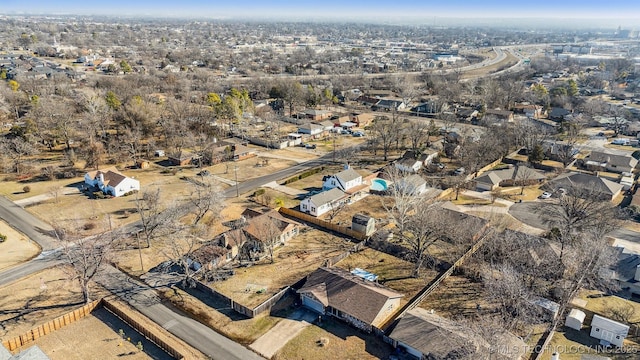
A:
[300,188,347,217]
[322,167,363,192]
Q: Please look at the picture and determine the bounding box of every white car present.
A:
[539,192,552,199]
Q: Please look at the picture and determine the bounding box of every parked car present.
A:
[197,170,211,177]
[539,192,552,199]
[352,131,365,137]
[340,129,350,135]
[453,167,465,176]
[305,143,316,149]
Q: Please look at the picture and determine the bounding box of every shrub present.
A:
[93,191,107,199]
[23,185,31,193]
[253,188,266,197]
[0,233,6,242]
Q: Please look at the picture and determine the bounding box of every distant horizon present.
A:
[2,0,640,29]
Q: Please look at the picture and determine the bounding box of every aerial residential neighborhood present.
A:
[1,2,640,360]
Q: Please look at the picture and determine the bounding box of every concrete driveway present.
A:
[249,308,317,358]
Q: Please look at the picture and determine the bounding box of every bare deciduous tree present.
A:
[187,176,224,225]
[58,224,120,303]
[370,114,401,161]
[135,188,181,248]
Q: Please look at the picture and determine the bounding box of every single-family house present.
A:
[168,150,200,166]
[606,247,640,296]
[590,314,629,347]
[410,101,442,117]
[297,122,325,136]
[540,140,579,163]
[322,167,363,192]
[395,156,423,173]
[546,172,624,201]
[242,209,300,249]
[352,214,375,236]
[513,103,545,119]
[484,109,514,123]
[302,109,332,121]
[549,107,572,122]
[298,267,403,332]
[474,165,546,191]
[583,151,638,174]
[318,119,336,132]
[356,95,380,108]
[388,307,526,360]
[374,99,406,111]
[84,167,140,197]
[300,188,347,217]
[395,174,428,195]
[455,107,479,122]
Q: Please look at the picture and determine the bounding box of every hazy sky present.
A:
[3,0,640,24]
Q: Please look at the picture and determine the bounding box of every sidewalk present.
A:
[262,181,307,196]
[15,186,81,207]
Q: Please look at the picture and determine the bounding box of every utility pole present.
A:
[234,164,239,197]
[332,133,336,163]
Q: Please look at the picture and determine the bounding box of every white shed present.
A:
[565,308,586,331]
[590,314,629,347]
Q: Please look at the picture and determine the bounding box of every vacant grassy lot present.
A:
[272,317,393,360]
[335,248,439,303]
[209,228,354,308]
[160,285,286,346]
[576,289,640,324]
[0,268,84,339]
[0,220,40,271]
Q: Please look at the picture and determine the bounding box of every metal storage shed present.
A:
[565,308,586,331]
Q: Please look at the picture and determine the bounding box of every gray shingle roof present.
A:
[335,168,361,184]
[308,188,346,206]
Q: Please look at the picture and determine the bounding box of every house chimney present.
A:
[634,264,640,282]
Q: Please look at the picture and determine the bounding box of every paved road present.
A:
[509,202,640,247]
[0,196,57,251]
[97,266,264,360]
[0,152,338,359]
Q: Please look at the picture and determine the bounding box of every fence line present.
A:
[2,300,101,351]
[378,229,492,331]
[279,207,366,241]
[102,300,184,360]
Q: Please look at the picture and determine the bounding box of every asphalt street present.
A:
[0,152,339,359]
[508,201,640,243]
[0,196,57,251]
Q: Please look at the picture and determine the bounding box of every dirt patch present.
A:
[209,229,353,308]
[272,317,393,360]
[0,220,41,271]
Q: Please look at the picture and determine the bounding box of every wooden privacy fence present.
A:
[2,300,101,351]
[2,299,184,360]
[279,207,366,241]
[102,300,184,360]
[380,230,492,331]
